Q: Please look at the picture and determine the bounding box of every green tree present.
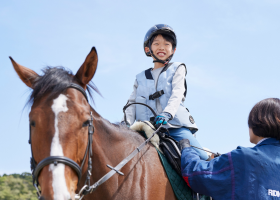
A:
[0,173,37,200]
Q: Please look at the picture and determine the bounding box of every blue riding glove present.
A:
[120,121,130,128]
[154,112,172,128]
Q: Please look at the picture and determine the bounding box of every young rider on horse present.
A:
[179,98,280,199]
[123,24,209,161]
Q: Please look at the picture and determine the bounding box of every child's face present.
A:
[145,34,176,61]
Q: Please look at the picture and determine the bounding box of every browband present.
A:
[68,83,88,102]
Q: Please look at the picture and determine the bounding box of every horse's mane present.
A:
[27,67,99,105]
[27,66,144,143]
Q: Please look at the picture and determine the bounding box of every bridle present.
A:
[29,83,165,200]
[29,83,94,199]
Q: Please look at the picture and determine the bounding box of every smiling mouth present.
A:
[157,52,166,57]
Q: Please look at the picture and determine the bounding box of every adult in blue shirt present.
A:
[179,98,280,200]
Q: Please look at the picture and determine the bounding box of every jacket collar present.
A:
[144,62,174,80]
[256,138,280,147]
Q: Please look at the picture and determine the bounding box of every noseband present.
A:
[29,83,94,198]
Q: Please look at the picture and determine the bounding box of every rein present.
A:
[29,83,219,199]
[76,103,161,199]
[122,102,157,125]
[123,103,221,158]
[77,123,163,199]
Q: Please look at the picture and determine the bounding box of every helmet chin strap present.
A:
[152,53,174,65]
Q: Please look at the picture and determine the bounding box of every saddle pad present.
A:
[156,149,211,200]
[137,130,210,200]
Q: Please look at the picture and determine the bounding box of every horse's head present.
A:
[10,47,98,200]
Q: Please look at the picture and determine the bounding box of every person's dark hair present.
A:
[150,33,176,50]
[248,98,280,139]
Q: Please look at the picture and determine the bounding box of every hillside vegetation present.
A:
[0,173,37,200]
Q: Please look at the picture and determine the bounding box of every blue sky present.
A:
[1,0,279,174]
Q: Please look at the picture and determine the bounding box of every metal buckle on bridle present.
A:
[75,185,90,200]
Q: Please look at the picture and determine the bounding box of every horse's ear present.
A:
[75,47,98,89]
[9,57,38,88]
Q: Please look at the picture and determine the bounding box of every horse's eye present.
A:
[30,121,36,127]
[82,120,89,127]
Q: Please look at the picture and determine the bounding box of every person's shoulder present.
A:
[234,145,255,153]
[170,62,186,75]
[170,62,186,71]
[229,145,254,159]
[233,139,280,156]
[257,138,280,147]
[171,62,186,67]
[136,68,152,78]
[230,143,269,162]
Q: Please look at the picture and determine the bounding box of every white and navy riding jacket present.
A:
[125,62,198,133]
[181,138,280,200]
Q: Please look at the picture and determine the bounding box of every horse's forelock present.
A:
[26,67,99,106]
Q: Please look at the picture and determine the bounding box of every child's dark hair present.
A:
[248,98,280,139]
[150,33,176,49]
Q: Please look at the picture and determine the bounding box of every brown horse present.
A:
[10,47,176,200]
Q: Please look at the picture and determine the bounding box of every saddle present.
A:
[130,121,212,200]
[157,128,182,175]
[130,121,182,175]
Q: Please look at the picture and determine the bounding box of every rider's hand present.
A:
[121,121,130,128]
[154,112,172,128]
[178,139,191,152]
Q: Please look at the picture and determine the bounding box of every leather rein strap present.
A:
[77,102,161,199]
[79,124,163,198]
[78,103,162,197]
[122,102,157,126]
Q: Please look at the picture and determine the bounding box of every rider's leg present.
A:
[168,127,209,160]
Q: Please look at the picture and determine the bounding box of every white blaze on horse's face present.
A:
[49,94,71,200]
